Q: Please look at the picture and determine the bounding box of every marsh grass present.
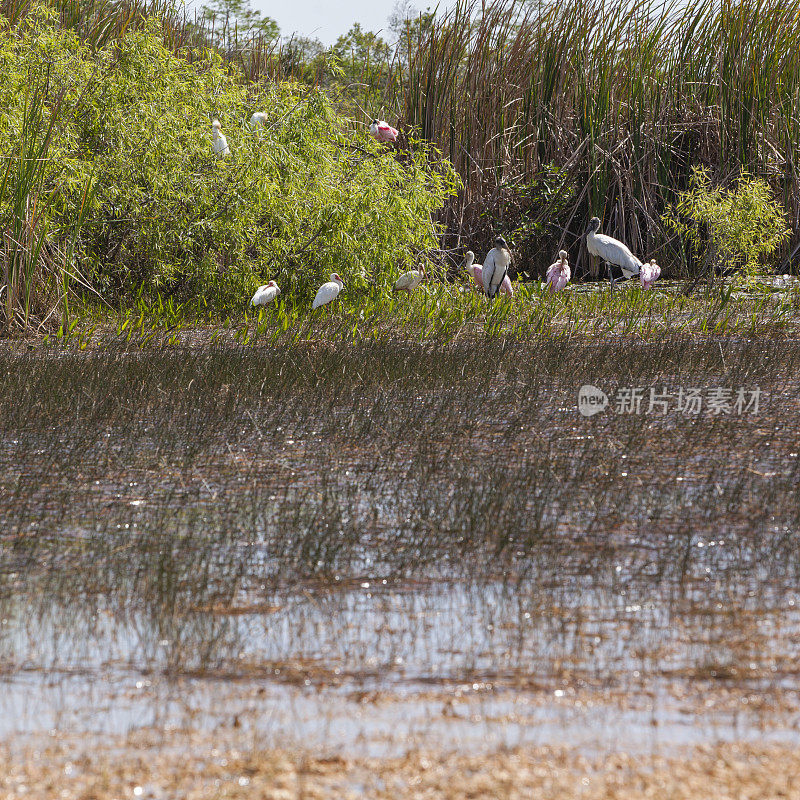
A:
[50,278,800,349]
[1,333,799,685]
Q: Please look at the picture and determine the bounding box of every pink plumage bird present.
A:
[369,119,398,142]
[464,251,513,296]
[546,250,571,292]
[639,259,662,289]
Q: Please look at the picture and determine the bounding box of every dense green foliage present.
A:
[0,7,456,329]
[664,168,790,282]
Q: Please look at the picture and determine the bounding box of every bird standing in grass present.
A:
[464,251,513,296]
[393,265,425,292]
[251,280,280,307]
[585,217,642,286]
[639,259,662,289]
[211,119,230,157]
[369,119,398,142]
[481,236,512,299]
[546,250,571,292]
[250,112,267,128]
[312,273,344,310]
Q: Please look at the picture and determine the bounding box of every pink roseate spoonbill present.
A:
[211,119,230,157]
[585,217,642,288]
[465,251,513,296]
[482,236,512,299]
[639,259,662,289]
[250,112,267,128]
[312,273,344,310]
[546,250,571,292]
[369,119,398,142]
[393,265,425,292]
[250,280,280,307]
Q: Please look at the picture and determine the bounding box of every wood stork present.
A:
[585,217,642,287]
[464,251,513,296]
[393,265,425,292]
[639,259,662,289]
[312,273,344,310]
[251,280,280,307]
[369,119,398,142]
[481,236,512,299]
[250,112,268,128]
[211,120,230,157]
[546,250,571,292]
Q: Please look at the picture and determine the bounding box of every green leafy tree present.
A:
[200,0,279,51]
[664,167,790,283]
[0,10,458,312]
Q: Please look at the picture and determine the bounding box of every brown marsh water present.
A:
[1,334,800,775]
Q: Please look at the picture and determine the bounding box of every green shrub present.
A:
[663,167,789,282]
[0,8,458,316]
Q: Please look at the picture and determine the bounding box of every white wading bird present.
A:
[481,236,512,299]
[369,119,399,142]
[312,273,344,310]
[393,265,425,292]
[250,280,280,307]
[211,119,230,157]
[464,251,513,296]
[639,259,662,289]
[546,250,571,292]
[585,217,642,287]
[250,112,268,128]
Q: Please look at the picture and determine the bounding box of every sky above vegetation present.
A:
[252,0,441,43]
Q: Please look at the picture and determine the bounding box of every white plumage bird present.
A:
[211,119,230,157]
[312,273,344,310]
[585,217,642,282]
[464,250,513,296]
[481,236,512,299]
[393,265,425,292]
[250,112,267,128]
[250,280,280,307]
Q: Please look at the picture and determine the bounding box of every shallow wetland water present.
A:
[1,334,799,796]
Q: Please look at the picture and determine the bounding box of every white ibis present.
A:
[369,119,398,142]
[312,273,344,310]
[250,112,267,128]
[250,280,280,307]
[639,259,662,289]
[585,217,642,286]
[211,120,230,157]
[464,251,513,296]
[393,265,425,292]
[481,236,512,299]
[546,250,571,292]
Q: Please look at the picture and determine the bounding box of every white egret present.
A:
[250,280,280,307]
[211,120,230,157]
[312,273,344,310]
[481,236,512,299]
